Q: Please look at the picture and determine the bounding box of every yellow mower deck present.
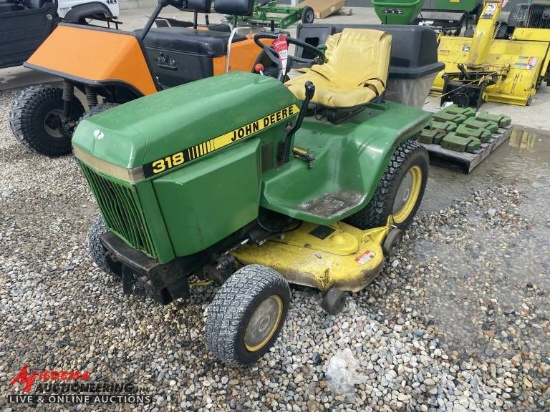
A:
[233,220,393,293]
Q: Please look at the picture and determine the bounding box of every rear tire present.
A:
[10,85,84,157]
[206,265,290,366]
[345,139,429,231]
[88,215,122,280]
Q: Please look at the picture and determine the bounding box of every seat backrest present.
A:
[311,29,391,94]
[214,0,254,16]
[186,0,211,13]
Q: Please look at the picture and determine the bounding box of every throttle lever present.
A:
[278,81,315,165]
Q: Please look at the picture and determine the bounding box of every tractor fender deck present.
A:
[261,101,432,225]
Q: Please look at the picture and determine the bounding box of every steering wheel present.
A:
[253,33,326,70]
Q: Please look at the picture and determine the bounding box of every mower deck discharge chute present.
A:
[74,26,436,366]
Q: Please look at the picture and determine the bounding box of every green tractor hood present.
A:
[72,72,300,178]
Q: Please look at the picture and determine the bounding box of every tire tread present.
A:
[9,85,84,156]
[88,215,122,279]
[206,265,290,367]
[345,139,428,230]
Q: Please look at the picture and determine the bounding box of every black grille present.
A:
[79,162,158,259]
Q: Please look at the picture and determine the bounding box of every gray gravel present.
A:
[1,88,549,411]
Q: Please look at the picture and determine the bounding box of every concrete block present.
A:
[430,119,457,132]
[455,124,492,143]
[441,133,480,153]
[442,105,476,118]
[463,118,499,133]
[476,112,512,127]
[419,129,438,144]
[432,111,467,124]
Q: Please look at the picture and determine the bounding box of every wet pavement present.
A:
[424,126,550,215]
[409,125,549,363]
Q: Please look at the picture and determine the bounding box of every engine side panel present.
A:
[153,139,262,256]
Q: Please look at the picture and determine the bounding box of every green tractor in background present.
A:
[373,0,483,35]
[76,24,435,366]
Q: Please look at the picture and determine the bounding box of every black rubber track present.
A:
[88,215,122,279]
[344,139,429,231]
[10,85,84,157]
[206,265,290,367]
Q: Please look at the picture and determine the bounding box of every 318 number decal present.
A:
[151,152,185,174]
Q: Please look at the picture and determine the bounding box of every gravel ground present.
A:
[0,88,549,411]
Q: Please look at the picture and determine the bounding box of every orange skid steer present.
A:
[9,0,270,156]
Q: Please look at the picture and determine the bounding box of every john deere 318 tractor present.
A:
[76,25,433,366]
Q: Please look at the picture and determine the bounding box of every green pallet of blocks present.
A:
[419,105,512,172]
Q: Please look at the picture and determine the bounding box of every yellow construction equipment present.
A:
[432,0,550,107]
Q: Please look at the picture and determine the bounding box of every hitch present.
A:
[279,81,315,165]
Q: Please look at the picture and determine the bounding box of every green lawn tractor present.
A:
[76,27,432,366]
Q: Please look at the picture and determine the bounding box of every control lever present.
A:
[254,63,265,75]
[278,81,315,165]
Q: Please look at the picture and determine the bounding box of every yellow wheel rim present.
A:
[244,295,283,352]
[392,165,422,224]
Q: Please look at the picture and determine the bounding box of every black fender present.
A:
[63,2,113,22]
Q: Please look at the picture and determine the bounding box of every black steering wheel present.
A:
[253,33,327,70]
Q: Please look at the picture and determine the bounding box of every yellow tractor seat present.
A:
[286,29,392,110]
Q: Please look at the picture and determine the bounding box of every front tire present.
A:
[345,139,429,231]
[206,265,290,367]
[10,85,85,157]
[88,215,122,280]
